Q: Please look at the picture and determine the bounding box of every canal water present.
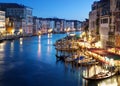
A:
[0,33,120,86]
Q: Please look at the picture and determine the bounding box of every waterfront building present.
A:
[48,18,55,33]
[39,18,50,34]
[66,20,75,32]
[0,3,33,35]
[53,18,64,33]
[60,19,65,32]
[89,1,100,37]
[33,16,41,35]
[5,17,15,35]
[74,20,81,31]
[54,19,61,33]
[89,0,120,48]
[110,0,120,47]
[89,0,111,48]
[81,19,89,32]
[99,0,110,48]
[33,17,81,34]
[45,18,55,32]
[0,11,5,35]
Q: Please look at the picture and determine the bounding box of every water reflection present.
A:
[38,35,41,57]
[20,38,23,45]
[86,75,119,86]
[47,39,52,54]
[83,65,104,78]
[47,34,52,55]
[0,42,5,63]
[10,42,14,51]
[38,35,41,42]
[0,42,5,52]
[48,33,52,38]
[10,42,14,57]
[98,76,118,86]
[47,38,52,45]
[19,38,23,52]
[38,44,41,57]
[1,33,120,86]
[57,59,120,86]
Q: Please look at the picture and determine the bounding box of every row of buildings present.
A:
[0,3,81,36]
[82,0,120,48]
[33,17,81,35]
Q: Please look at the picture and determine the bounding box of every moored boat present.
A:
[65,54,78,62]
[82,71,117,80]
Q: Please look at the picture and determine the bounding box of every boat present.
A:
[65,57,74,62]
[65,54,78,62]
[55,54,68,61]
[82,65,118,80]
[82,71,117,80]
[74,56,98,66]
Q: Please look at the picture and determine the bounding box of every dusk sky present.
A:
[1,0,99,21]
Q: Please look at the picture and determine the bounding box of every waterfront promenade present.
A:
[55,34,120,71]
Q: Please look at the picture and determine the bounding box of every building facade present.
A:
[33,16,41,35]
[0,11,5,35]
[53,18,64,33]
[0,3,33,35]
[110,0,120,47]
[89,0,120,48]
[74,20,81,31]
[89,0,112,48]
[66,20,75,32]
[89,1,100,37]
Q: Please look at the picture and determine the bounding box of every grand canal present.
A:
[0,33,120,86]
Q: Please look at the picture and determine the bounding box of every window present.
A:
[116,0,120,10]
[101,18,108,24]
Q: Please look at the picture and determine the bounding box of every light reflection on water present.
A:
[38,35,41,57]
[47,38,52,55]
[0,42,5,60]
[82,65,119,86]
[0,33,120,86]
[0,42,5,52]
[20,38,23,45]
[98,76,118,86]
[86,75,120,86]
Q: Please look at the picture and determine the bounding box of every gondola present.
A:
[82,69,117,80]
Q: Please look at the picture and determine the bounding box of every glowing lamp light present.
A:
[67,28,70,32]
[69,33,75,36]
[95,41,101,48]
[48,29,52,33]
[19,28,23,33]
[11,29,14,34]
[38,31,41,35]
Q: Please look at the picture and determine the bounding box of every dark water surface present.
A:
[0,33,120,86]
